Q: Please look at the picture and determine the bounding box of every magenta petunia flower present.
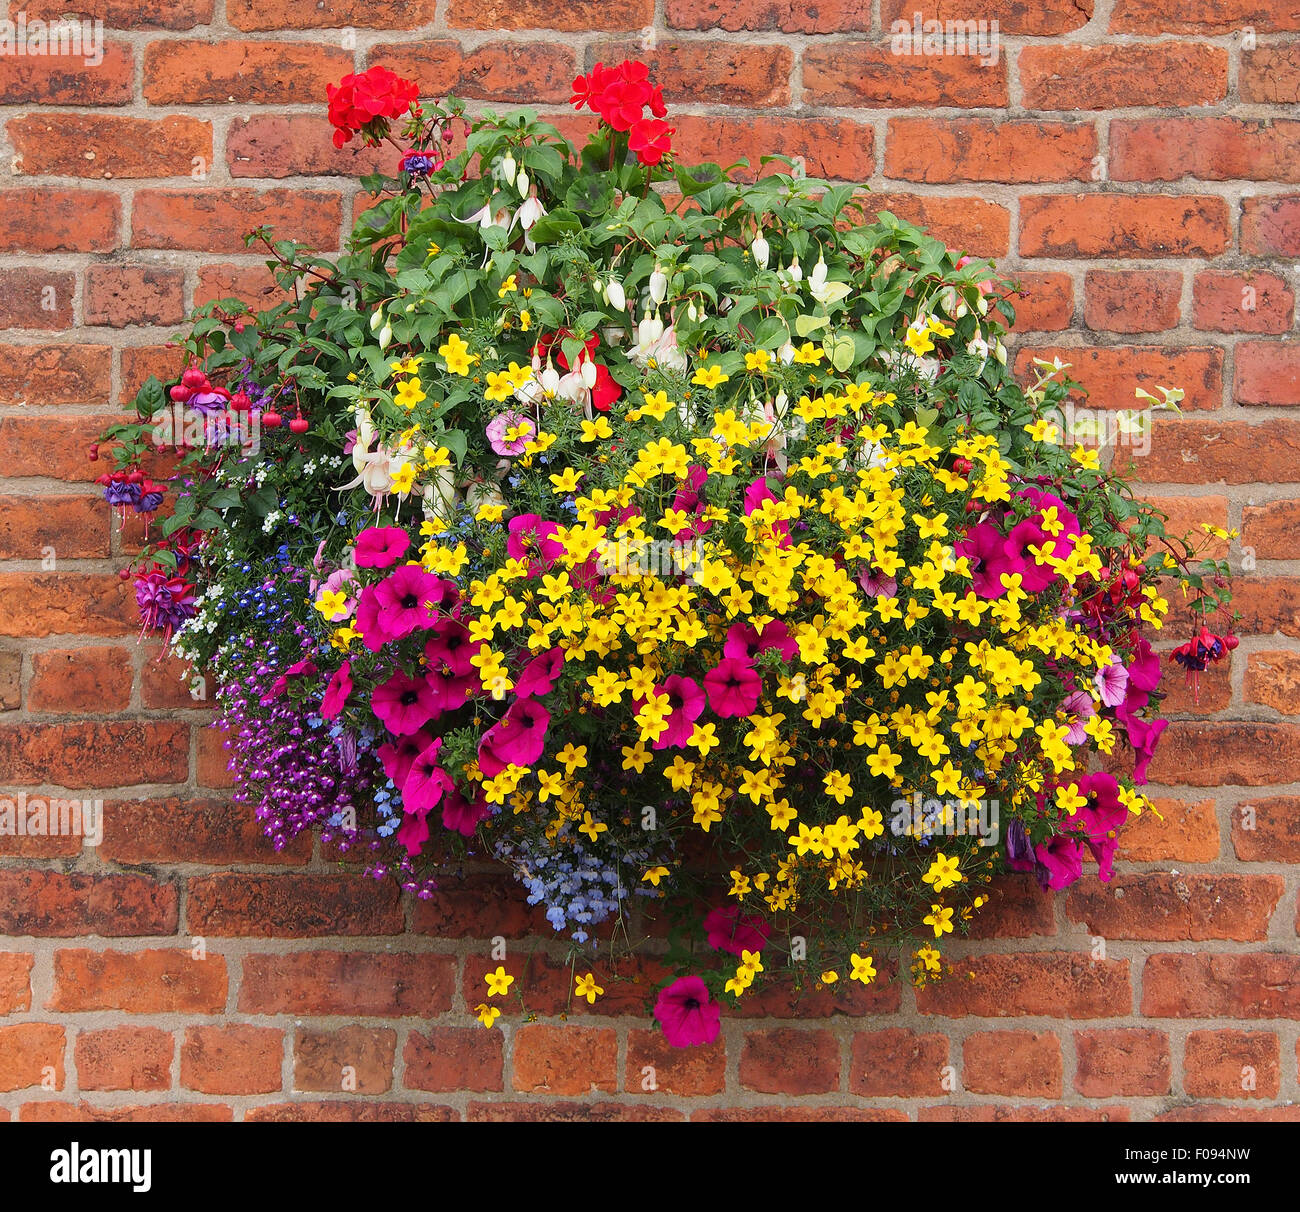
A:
[377,729,436,787]
[506,513,565,575]
[856,566,898,599]
[424,618,476,678]
[354,525,411,568]
[371,670,439,736]
[515,647,564,699]
[742,476,790,546]
[262,657,318,704]
[477,697,551,776]
[1004,487,1081,593]
[723,619,797,664]
[703,656,762,718]
[395,812,430,856]
[954,521,1017,599]
[442,789,492,837]
[355,564,450,651]
[1119,711,1168,784]
[1034,834,1085,890]
[401,738,454,815]
[653,976,722,1048]
[1074,771,1128,882]
[654,674,706,749]
[703,904,770,956]
[320,660,352,721]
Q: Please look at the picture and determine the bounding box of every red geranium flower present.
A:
[629,117,674,165]
[327,66,420,148]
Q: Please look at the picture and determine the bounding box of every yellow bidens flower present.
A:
[474,1003,501,1029]
[484,966,514,997]
[849,953,877,984]
[574,972,604,1003]
[922,852,963,893]
[691,363,730,389]
[438,331,473,375]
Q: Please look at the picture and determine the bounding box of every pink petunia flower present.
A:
[653,976,722,1048]
[371,670,440,736]
[486,411,537,458]
[703,657,762,718]
[477,697,551,776]
[506,513,565,576]
[355,564,453,651]
[320,660,352,721]
[354,525,411,568]
[654,674,705,749]
[703,904,770,956]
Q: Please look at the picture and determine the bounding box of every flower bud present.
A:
[787,255,802,283]
[607,279,626,312]
[377,323,392,350]
[516,169,529,195]
[751,235,769,270]
[501,152,516,183]
[369,308,384,332]
[687,301,698,322]
[649,266,667,305]
[580,357,598,390]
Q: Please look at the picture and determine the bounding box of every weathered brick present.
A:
[1074,1029,1171,1097]
[0,720,188,785]
[1141,953,1300,1018]
[181,1025,282,1095]
[0,871,177,937]
[803,41,1006,108]
[886,118,1095,184]
[1084,270,1181,334]
[915,953,1131,1018]
[50,949,227,1014]
[1232,795,1300,862]
[293,1026,395,1094]
[1019,194,1230,258]
[1013,345,1222,412]
[27,645,131,711]
[373,39,578,105]
[239,951,454,1016]
[75,1027,173,1092]
[963,1031,1062,1098]
[625,1028,725,1096]
[404,1027,504,1093]
[1184,1030,1280,1099]
[188,874,404,937]
[9,114,211,179]
[739,1028,839,1094]
[85,266,186,328]
[512,1025,617,1095]
[0,1024,65,1092]
[849,1028,948,1097]
[0,191,118,253]
[133,188,342,253]
[1235,341,1300,406]
[143,39,352,104]
[1066,874,1283,942]
[1021,44,1226,110]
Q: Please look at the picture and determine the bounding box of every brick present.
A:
[917,953,1131,1018]
[590,38,792,106]
[1241,45,1300,103]
[1117,422,1300,486]
[1236,341,1300,407]
[1067,874,1283,942]
[247,1101,455,1122]
[0,574,135,638]
[75,0,216,26]
[85,266,186,329]
[454,0,652,29]
[1184,1030,1280,1099]
[1013,345,1223,412]
[181,1025,282,1095]
[0,720,188,785]
[463,950,666,1016]
[864,194,1009,257]
[887,118,1095,184]
[27,645,131,711]
[1004,271,1073,332]
[415,873,546,938]
[0,496,109,561]
[1232,796,1300,862]
[921,1103,1128,1122]
[293,1026,394,1094]
[50,949,228,1014]
[0,417,124,482]
[239,951,453,1016]
[0,269,74,329]
[194,262,291,311]
[1230,578,1300,638]
[0,953,33,1014]
[512,1025,616,1095]
[849,1028,948,1096]
[1121,797,1220,862]
[670,115,874,182]
[0,1024,65,1092]
[75,1027,173,1092]
[625,1028,725,1095]
[693,1104,905,1122]
[803,41,1006,108]
[143,39,352,105]
[0,650,19,711]
[1019,194,1230,258]
[1111,0,1300,33]
[1141,953,1300,1018]
[1243,195,1300,257]
[1084,270,1181,334]
[373,39,578,105]
[739,1027,839,1094]
[133,188,341,254]
[0,344,111,406]
[120,345,183,406]
[729,968,901,1017]
[100,798,311,866]
[666,0,864,31]
[1137,495,1230,562]
[1074,1029,1171,1096]
[0,870,177,937]
[0,41,131,104]
[226,114,388,179]
[228,0,437,26]
[472,1100,683,1122]
[1157,1104,1300,1122]
[21,1101,231,1122]
[963,1031,1062,1098]
[964,873,1057,938]
[195,724,235,788]
[9,114,212,179]
[1246,650,1300,710]
[881,0,1092,35]
[0,190,118,253]
[188,873,403,937]
[1146,722,1300,785]
[1020,44,1226,110]
[1193,271,1293,335]
[1112,118,1300,184]
[403,1027,504,1093]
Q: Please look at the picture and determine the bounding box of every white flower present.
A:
[606,278,626,312]
[649,266,667,305]
[751,234,769,270]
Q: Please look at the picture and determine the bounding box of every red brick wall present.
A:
[1,1,1298,1122]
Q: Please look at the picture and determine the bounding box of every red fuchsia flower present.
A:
[724,619,798,664]
[703,904,770,956]
[1073,771,1128,882]
[355,565,453,651]
[506,513,565,575]
[704,657,762,718]
[320,660,352,721]
[655,674,706,750]
[354,525,410,568]
[1171,624,1238,687]
[477,697,551,776]
[515,647,564,699]
[653,975,722,1048]
[629,117,674,166]
[133,569,196,637]
[534,330,622,412]
[442,788,492,837]
[377,729,437,787]
[372,670,440,736]
[327,66,420,149]
[955,520,1018,599]
[398,146,443,178]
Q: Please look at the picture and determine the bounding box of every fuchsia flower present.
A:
[372,671,439,736]
[653,975,721,1048]
[477,697,551,776]
[654,674,705,749]
[703,904,770,956]
[320,660,352,721]
[354,526,410,568]
[703,657,762,718]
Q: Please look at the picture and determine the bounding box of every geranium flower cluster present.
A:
[97,62,1234,1048]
